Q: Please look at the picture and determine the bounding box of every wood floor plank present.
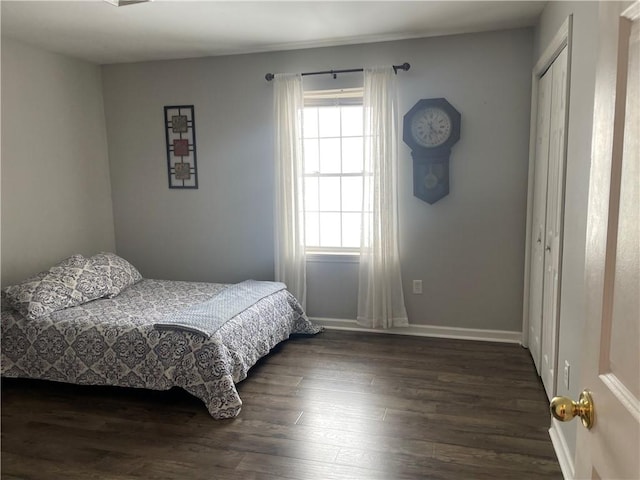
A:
[238,390,388,421]
[0,451,141,480]
[1,330,561,479]
[236,451,395,480]
[247,371,304,387]
[252,362,376,385]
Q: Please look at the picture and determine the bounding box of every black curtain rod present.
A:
[265,62,410,82]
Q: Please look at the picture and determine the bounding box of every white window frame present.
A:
[302,88,365,256]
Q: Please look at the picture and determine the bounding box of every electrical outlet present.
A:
[563,360,570,390]
[412,280,423,294]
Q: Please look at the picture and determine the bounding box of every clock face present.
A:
[410,107,452,148]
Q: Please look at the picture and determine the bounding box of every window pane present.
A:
[363,135,373,174]
[342,137,364,173]
[319,212,341,247]
[318,176,340,211]
[304,139,319,173]
[342,176,363,212]
[304,177,319,212]
[303,108,318,138]
[341,106,363,137]
[305,212,320,247]
[318,107,340,137]
[301,95,366,252]
[319,138,341,173]
[342,212,361,248]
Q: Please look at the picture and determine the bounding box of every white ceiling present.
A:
[1,1,545,65]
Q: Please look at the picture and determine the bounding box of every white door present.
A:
[574,2,640,478]
[526,41,570,399]
[540,46,569,398]
[528,65,553,374]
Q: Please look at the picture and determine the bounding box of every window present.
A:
[302,88,364,253]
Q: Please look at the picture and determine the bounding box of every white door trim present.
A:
[549,420,576,479]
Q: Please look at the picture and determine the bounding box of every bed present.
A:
[1,254,320,419]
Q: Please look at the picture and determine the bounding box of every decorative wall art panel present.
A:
[164,105,198,188]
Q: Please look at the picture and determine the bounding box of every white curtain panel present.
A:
[273,73,307,309]
[357,67,409,328]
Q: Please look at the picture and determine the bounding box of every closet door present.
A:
[540,46,569,398]
[527,68,553,373]
[526,43,569,400]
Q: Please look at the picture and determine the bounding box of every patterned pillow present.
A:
[87,252,142,298]
[3,254,111,320]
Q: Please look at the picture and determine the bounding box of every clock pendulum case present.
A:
[402,98,461,204]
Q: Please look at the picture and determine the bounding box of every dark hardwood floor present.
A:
[1,330,561,479]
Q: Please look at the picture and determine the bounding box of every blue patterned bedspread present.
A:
[154,280,286,337]
[1,279,321,419]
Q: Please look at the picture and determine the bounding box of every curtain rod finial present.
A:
[393,62,411,74]
[265,73,275,82]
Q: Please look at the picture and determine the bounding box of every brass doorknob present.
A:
[550,390,595,430]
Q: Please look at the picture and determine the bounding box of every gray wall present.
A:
[1,38,116,287]
[533,0,599,467]
[102,28,534,332]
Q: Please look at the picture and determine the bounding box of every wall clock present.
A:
[403,98,461,204]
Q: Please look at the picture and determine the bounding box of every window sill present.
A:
[306,251,360,264]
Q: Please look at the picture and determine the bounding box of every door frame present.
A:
[522,15,573,375]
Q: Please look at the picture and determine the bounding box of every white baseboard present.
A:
[310,317,522,344]
[549,420,575,479]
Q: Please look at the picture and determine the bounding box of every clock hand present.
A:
[428,124,438,139]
